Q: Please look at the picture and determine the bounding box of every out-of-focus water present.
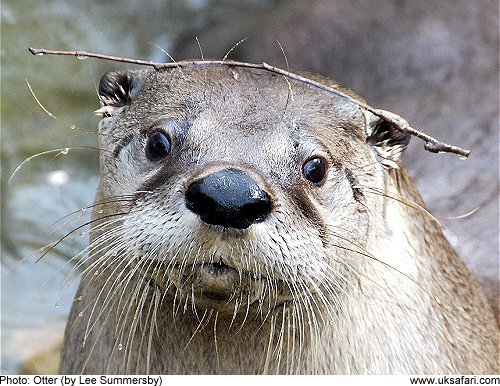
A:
[1,0,274,373]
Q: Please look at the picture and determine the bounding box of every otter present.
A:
[59,62,499,374]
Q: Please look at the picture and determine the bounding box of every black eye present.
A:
[146,131,171,161]
[303,157,327,184]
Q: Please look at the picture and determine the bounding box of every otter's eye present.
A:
[303,157,327,184]
[146,131,171,161]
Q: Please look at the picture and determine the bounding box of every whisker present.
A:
[35,212,128,263]
[362,185,441,225]
[222,37,249,62]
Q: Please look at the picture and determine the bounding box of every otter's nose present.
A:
[185,168,272,229]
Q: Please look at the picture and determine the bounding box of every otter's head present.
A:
[92,64,409,315]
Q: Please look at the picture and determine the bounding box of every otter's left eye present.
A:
[146,131,171,161]
[303,157,327,184]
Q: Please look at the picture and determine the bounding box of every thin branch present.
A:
[28,47,471,158]
[261,63,470,157]
[28,47,167,70]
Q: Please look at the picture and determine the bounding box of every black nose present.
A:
[185,168,272,229]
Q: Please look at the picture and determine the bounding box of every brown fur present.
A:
[173,0,500,319]
[60,65,498,374]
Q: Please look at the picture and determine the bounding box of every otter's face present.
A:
[93,65,409,315]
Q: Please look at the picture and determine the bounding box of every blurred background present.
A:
[1,0,498,374]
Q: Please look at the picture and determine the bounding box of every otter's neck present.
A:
[342,167,499,374]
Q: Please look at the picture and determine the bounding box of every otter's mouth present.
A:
[160,260,260,310]
[187,262,240,295]
[189,262,239,303]
[197,261,235,276]
[141,258,294,312]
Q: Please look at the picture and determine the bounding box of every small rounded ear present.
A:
[97,70,143,116]
[363,110,411,168]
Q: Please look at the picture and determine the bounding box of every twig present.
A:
[260,63,470,157]
[28,47,168,70]
[28,47,471,158]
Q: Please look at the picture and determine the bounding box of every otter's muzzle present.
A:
[185,168,272,229]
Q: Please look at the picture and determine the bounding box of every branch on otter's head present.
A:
[369,108,471,158]
[28,47,471,158]
[28,47,168,69]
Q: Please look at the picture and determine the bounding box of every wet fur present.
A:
[60,66,498,374]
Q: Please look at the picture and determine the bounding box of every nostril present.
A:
[185,184,214,219]
[185,168,272,229]
[240,190,272,224]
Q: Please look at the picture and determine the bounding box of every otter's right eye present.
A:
[146,131,171,161]
[303,157,327,184]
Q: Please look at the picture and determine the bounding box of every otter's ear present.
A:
[363,110,411,169]
[97,70,142,116]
